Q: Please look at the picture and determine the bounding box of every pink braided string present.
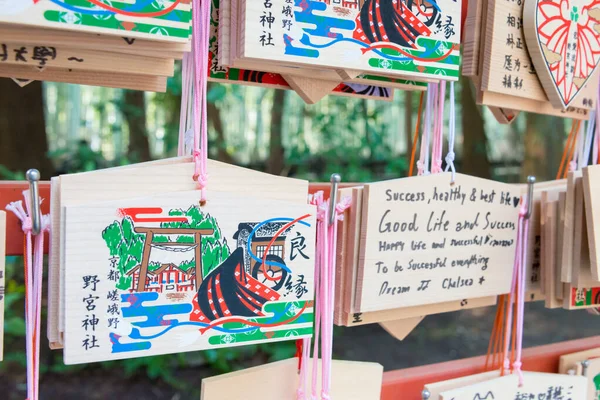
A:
[513,196,529,386]
[303,192,351,399]
[321,196,350,399]
[501,198,528,385]
[431,81,446,174]
[192,0,210,200]
[6,191,50,400]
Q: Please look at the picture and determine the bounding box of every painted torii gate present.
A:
[133,227,214,293]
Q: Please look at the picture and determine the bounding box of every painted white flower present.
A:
[153,0,167,9]
[149,27,169,36]
[378,59,393,69]
[221,334,236,344]
[436,43,449,56]
[92,1,113,20]
[244,319,258,335]
[59,11,82,25]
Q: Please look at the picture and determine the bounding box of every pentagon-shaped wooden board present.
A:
[583,165,600,281]
[440,371,587,400]
[62,189,316,364]
[355,172,521,313]
[201,358,383,400]
[0,211,5,360]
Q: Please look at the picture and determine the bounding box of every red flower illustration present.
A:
[537,0,600,105]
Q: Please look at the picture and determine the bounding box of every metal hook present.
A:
[26,169,41,235]
[582,359,591,376]
[524,176,535,220]
[329,173,341,226]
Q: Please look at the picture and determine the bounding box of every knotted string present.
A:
[299,192,350,400]
[178,52,194,157]
[501,221,520,375]
[500,197,528,385]
[307,192,324,400]
[514,195,529,386]
[192,0,210,200]
[6,191,50,400]
[431,81,446,174]
[417,84,435,176]
[444,81,457,182]
[322,196,351,399]
[408,92,425,177]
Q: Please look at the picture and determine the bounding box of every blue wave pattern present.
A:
[285,0,354,58]
[284,0,446,64]
[110,292,294,353]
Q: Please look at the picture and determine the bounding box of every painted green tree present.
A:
[102,206,230,291]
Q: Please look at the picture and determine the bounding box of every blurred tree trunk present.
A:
[405,91,413,156]
[521,113,550,181]
[252,90,268,163]
[362,99,373,161]
[461,78,491,178]
[268,89,285,175]
[0,79,53,177]
[208,100,233,164]
[123,90,151,162]
[541,116,565,181]
[163,91,182,157]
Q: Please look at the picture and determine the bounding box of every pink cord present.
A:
[192,0,210,200]
[431,82,446,174]
[304,192,350,399]
[6,192,50,400]
[513,198,529,386]
[178,52,193,157]
[501,197,528,385]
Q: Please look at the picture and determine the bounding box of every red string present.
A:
[84,0,183,17]
[296,339,303,371]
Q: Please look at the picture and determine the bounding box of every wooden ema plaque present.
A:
[0,1,192,43]
[481,0,597,116]
[583,358,600,400]
[201,358,383,399]
[583,165,600,281]
[0,211,5,360]
[523,0,600,109]
[237,0,462,81]
[355,172,521,313]
[440,371,587,400]
[424,371,502,399]
[48,157,312,350]
[209,0,396,102]
[334,186,498,327]
[62,190,316,364]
